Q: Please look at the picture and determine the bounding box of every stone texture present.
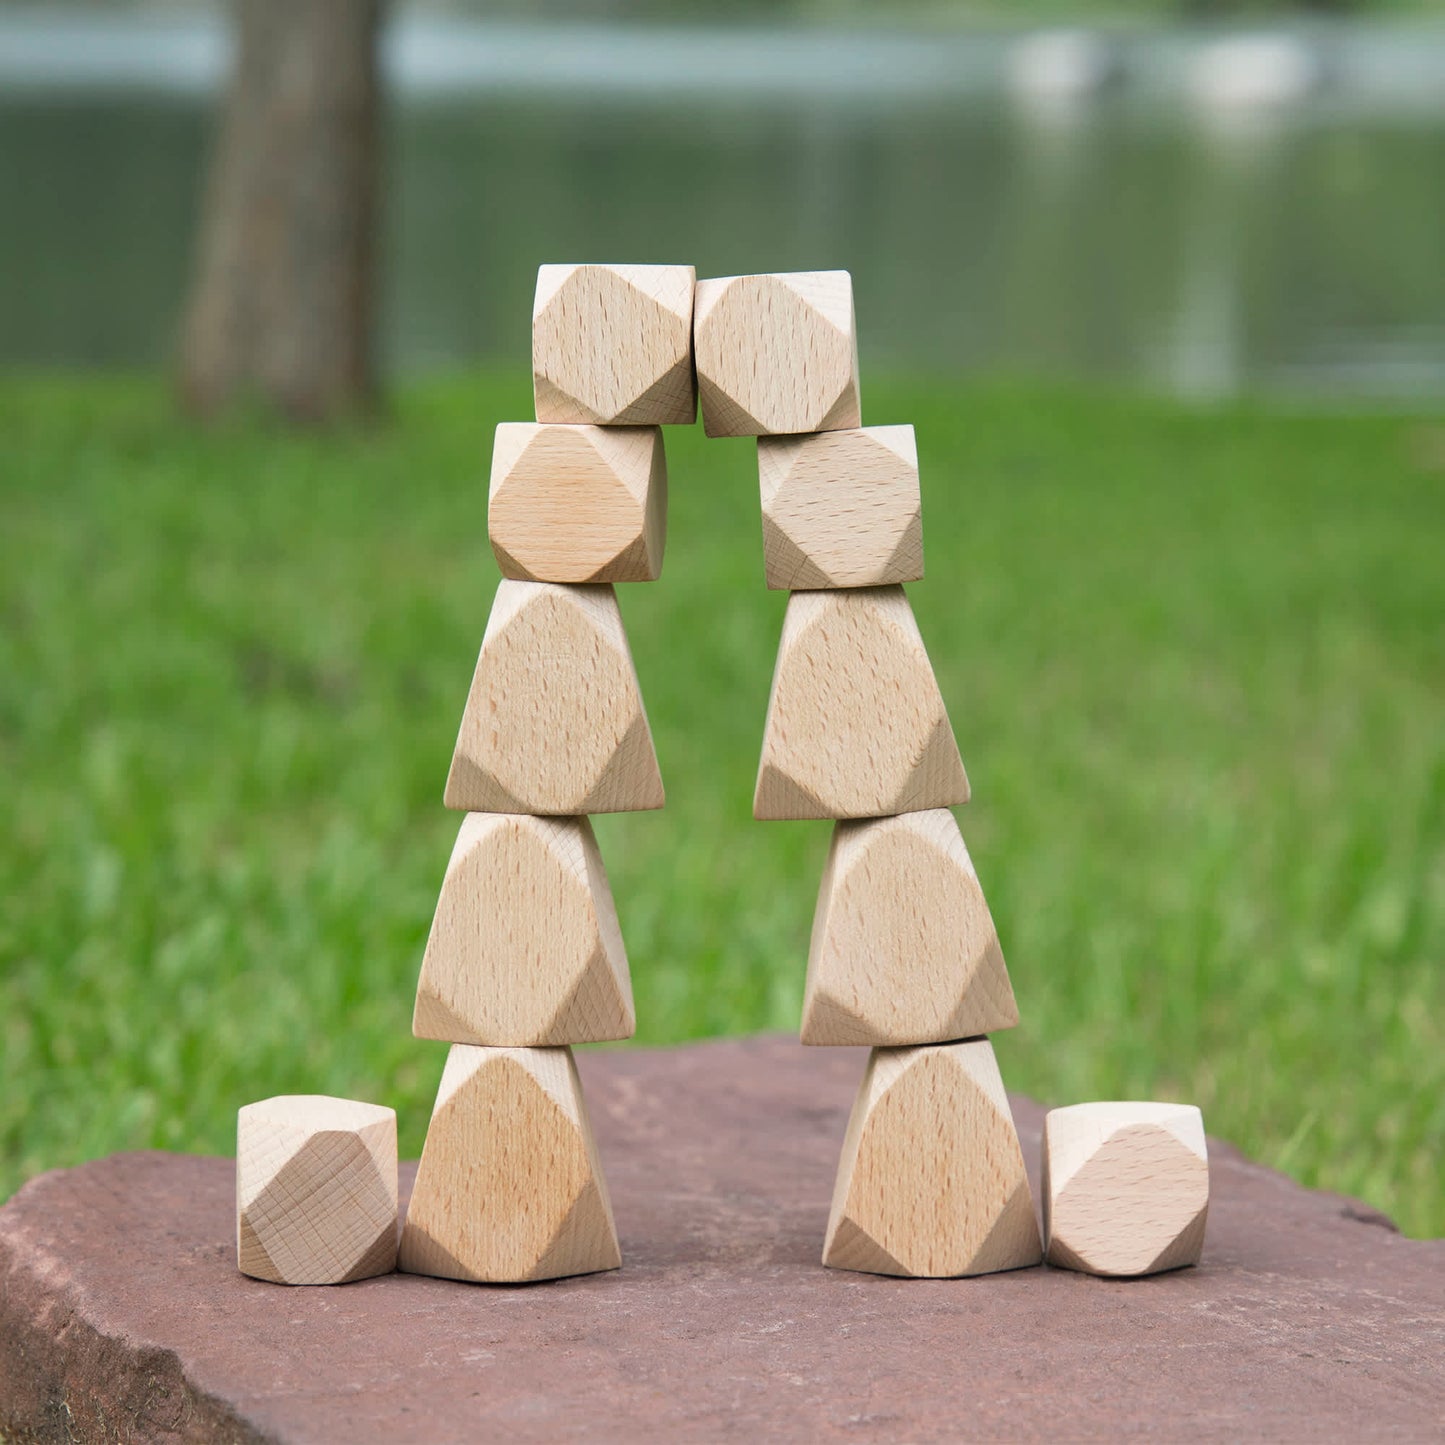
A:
[2,1038,1442,1444]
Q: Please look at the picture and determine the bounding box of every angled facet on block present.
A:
[444,580,664,816]
[802,809,1017,1047]
[236,1096,397,1285]
[414,813,634,1047]
[1044,1102,1209,1277]
[399,1045,621,1283]
[754,586,968,820]
[694,272,862,438]
[758,425,922,589]
[824,1040,1042,1278]
[533,263,696,426]
[489,423,666,584]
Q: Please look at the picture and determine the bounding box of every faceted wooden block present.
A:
[399,1045,621,1284]
[532,263,696,426]
[414,813,634,1047]
[236,1096,397,1285]
[489,423,666,584]
[694,271,862,438]
[802,809,1018,1047]
[444,580,664,816]
[824,1040,1042,1278]
[758,425,922,589]
[754,586,969,820]
[1044,1102,1209,1277]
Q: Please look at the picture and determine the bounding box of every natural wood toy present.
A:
[758,425,922,589]
[694,271,861,438]
[445,580,664,816]
[754,586,969,820]
[489,423,666,584]
[413,813,634,1047]
[824,1040,1042,1278]
[400,1045,621,1283]
[533,263,696,427]
[802,809,1018,1047]
[236,1096,397,1285]
[1043,1102,1209,1277]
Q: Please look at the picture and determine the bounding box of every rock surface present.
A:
[2,1037,1442,1443]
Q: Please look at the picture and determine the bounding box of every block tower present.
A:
[398,264,695,1283]
[694,271,1044,1278]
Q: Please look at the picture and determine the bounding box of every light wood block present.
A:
[759,425,922,589]
[754,586,969,820]
[489,423,666,584]
[1043,1102,1209,1277]
[445,580,664,816]
[694,271,861,438]
[236,1096,397,1285]
[414,813,634,1047]
[802,809,1018,1047]
[399,1045,621,1283]
[533,263,696,426]
[824,1040,1043,1278]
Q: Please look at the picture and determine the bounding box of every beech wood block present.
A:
[754,586,969,820]
[236,1097,397,1286]
[802,809,1018,1047]
[399,1045,621,1284]
[824,1040,1042,1278]
[1044,1102,1209,1277]
[759,426,923,589]
[489,423,666,584]
[532,263,696,426]
[445,580,664,816]
[694,271,861,438]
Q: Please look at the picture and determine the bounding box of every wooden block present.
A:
[694,271,861,438]
[444,580,664,816]
[414,813,634,1047]
[489,423,666,584]
[824,1040,1042,1278]
[802,809,1018,1047]
[399,1045,621,1283]
[758,425,922,589]
[1043,1102,1209,1277]
[236,1096,397,1285]
[533,263,696,426]
[754,586,969,820]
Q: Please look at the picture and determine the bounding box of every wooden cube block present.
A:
[694,271,861,438]
[802,809,1017,1047]
[237,1096,397,1285]
[533,263,696,426]
[489,423,666,584]
[759,425,922,589]
[1043,1102,1209,1277]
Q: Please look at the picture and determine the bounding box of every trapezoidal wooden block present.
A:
[444,580,664,816]
[824,1040,1042,1279]
[399,1045,621,1284]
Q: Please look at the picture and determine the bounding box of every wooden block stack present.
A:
[398,263,695,1283]
[696,271,1043,1279]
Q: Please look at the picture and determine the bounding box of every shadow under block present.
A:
[399,1045,622,1284]
[532,263,696,427]
[444,580,664,816]
[1043,1102,1210,1277]
[489,423,666,584]
[694,271,862,438]
[754,586,969,820]
[236,1096,397,1286]
[802,810,1018,1047]
[824,1040,1042,1278]
[414,813,634,1047]
[758,426,923,589]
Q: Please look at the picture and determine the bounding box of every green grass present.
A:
[1,370,1441,1237]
